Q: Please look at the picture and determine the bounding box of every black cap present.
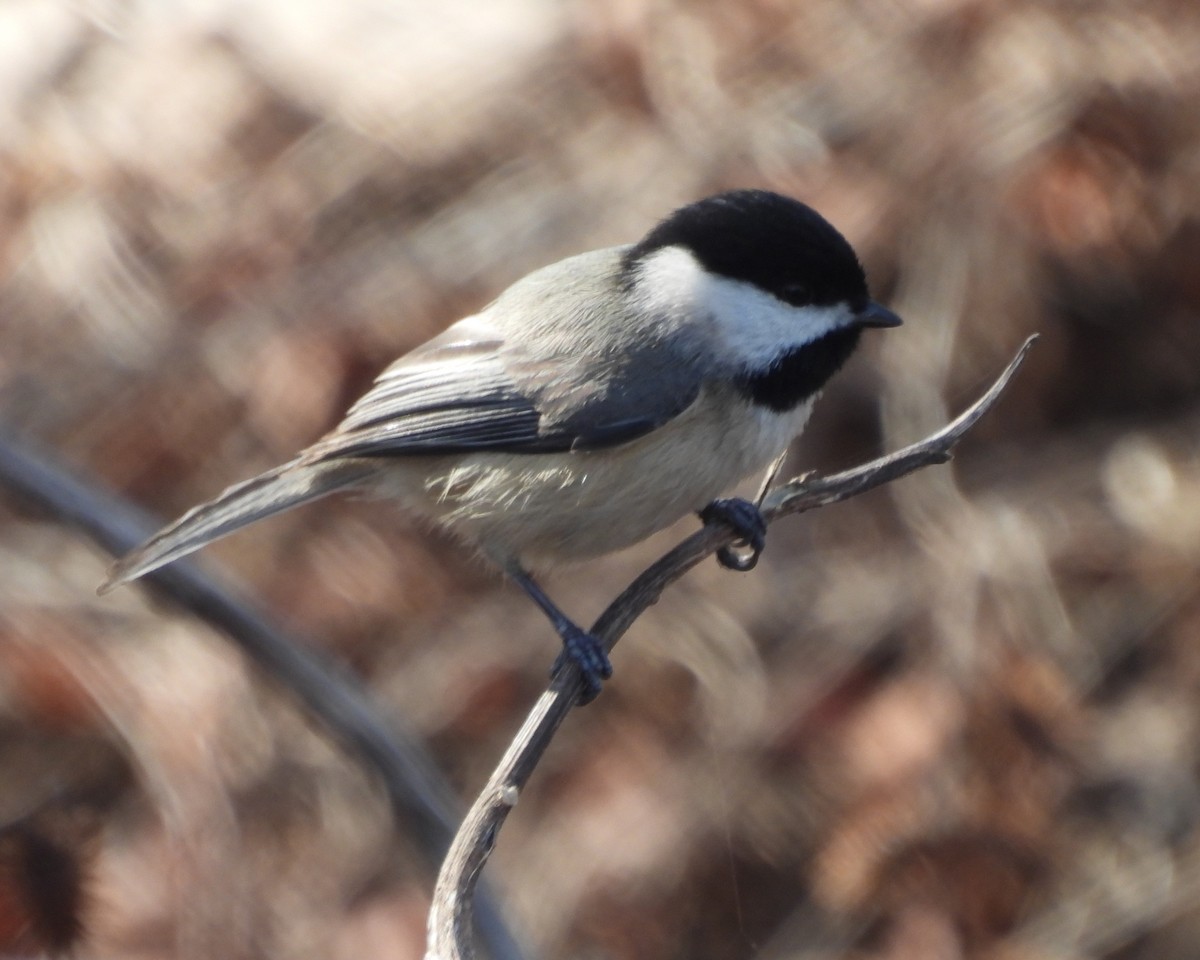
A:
[623,189,871,310]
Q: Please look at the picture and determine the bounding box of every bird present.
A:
[100,189,901,699]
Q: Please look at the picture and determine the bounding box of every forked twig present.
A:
[425,335,1038,960]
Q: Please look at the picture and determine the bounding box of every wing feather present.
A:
[307,315,699,460]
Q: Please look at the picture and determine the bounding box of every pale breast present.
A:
[397,385,814,569]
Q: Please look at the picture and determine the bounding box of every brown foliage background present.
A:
[2,1,1200,958]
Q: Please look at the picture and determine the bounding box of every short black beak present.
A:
[857,301,903,328]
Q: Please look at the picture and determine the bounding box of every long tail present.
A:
[99,458,372,593]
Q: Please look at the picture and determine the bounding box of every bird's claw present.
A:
[551,625,613,705]
[700,497,767,572]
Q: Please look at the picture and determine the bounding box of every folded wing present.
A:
[307,316,700,460]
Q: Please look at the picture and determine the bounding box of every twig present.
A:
[0,433,528,960]
[425,335,1038,960]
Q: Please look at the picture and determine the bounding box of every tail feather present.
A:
[99,459,371,593]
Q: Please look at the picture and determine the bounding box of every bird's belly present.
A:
[402,390,814,569]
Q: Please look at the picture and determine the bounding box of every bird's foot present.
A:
[700,497,767,571]
[507,563,613,703]
[551,625,613,705]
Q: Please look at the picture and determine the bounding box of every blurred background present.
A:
[1,0,1200,957]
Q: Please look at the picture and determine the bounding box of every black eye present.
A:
[778,283,810,305]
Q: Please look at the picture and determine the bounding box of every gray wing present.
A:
[305,314,700,460]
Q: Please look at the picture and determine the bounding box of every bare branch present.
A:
[425,335,1038,960]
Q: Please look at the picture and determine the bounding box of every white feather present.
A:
[630,245,855,369]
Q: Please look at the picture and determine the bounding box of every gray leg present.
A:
[506,565,612,702]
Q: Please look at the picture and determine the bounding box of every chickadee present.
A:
[101,189,900,698]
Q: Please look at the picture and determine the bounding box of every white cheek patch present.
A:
[633,246,855,369]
